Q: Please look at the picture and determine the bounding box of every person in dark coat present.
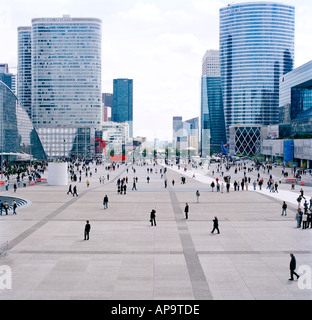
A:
[84,220,91,240]
[103,195,108,209]
[211,216,220,234]
[73,185,78,196]
[184,203,189,219]
[150,209,156,226]
[67,184,73,195]
[289,253,300,281]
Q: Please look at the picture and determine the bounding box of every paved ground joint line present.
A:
[168,186,213,300]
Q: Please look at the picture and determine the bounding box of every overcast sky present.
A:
[1,0,312,141]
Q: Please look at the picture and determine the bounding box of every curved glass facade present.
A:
[219,2,295,140]
[0,81,46,161]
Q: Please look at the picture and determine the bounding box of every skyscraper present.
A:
[29,15,102,158]
[219,2,295,140]
[112,79,133,138]
[200,50,226,157]
[17,26,32,117]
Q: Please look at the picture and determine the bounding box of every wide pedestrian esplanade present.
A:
[0,162,311,300]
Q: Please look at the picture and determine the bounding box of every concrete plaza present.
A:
[0,161,312,300]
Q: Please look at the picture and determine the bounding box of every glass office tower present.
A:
[30,16,102,158]
[219,2,295,140]
[200,50,226,157]
[112,79,133,138]
[17,26,32,118]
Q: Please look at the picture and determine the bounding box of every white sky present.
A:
[1,0,312,141]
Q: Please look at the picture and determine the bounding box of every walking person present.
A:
[12,200,17,215]
[211,216,220,234]
[297,195,302,209]
[67,184,73,195]
[84,220,91,240]
[86,179,90,188]
[289,253,300,281]
[296,209,303,228]
[150,209,156,226]
[103,195,108,209]
[184,203,189,220]
[282,201,287,216]
[13,183,17,193]
[73,185,78,196]
[3,201,9,215]
[302,213,308,229]
[196,190,200,203]
[0,199,2,215]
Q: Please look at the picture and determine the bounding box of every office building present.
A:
[220,2,295,140]
[17,26,32,117]
[0,80,46,166]
[102,93,113,122]
[112,79,133,138]
[29,15,102,158]
[172,116,199,154]
[201,49,226,157]
[0,63,16,94]
[102,121,129,156]
[279,60,312,125]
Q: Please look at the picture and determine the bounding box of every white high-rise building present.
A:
[202,49,220,77]
[23,15,102,158]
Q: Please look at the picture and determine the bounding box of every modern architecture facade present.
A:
[172,116,199,154]
[17,26,32,118]
[201,49,226,157]
[0,80,46,166]
[102,93,113,122]
[229,124,262,156]
[220,2,295,140]
[112,79,133,138]
[0,64,16,94]
[29,15,102,158]
[279,60,312,125]
[102,121,129,156]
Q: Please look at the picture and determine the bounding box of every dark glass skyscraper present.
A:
[200,50,226,157]
[112,79,133,138]
[219,2,295,139]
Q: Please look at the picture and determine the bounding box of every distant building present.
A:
[112,79,133,138]
[102,93,113,122]
[102,121,129,156]
[172,116,199,154]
